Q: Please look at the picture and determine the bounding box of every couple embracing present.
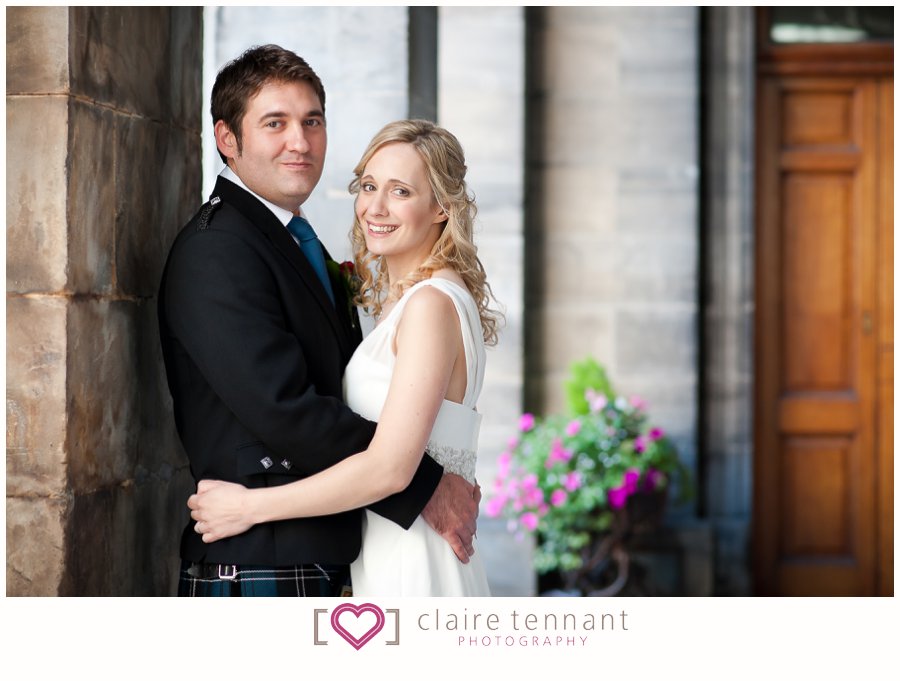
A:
[158,44,501,597]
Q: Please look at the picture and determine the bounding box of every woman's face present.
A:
[355,142,446,273]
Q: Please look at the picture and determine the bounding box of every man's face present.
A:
[216,80,327,212]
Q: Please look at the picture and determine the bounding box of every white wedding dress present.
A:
[344,278,491,596]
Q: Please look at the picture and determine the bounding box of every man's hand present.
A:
[422,473,481,563]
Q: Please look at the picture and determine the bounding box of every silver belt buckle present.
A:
[218,564,238,581]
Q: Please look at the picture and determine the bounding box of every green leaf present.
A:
[563,357,614,416]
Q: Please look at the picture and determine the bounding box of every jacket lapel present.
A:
[213,177,352,354]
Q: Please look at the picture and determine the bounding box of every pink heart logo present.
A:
[330,603,386,650]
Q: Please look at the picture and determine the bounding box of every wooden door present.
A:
[753,10,893,595]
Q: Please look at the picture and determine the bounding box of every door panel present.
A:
[754,36,891,594]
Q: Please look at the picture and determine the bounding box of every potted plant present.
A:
[485,358,691,595]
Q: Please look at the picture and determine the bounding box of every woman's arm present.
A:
[188,286,463,543]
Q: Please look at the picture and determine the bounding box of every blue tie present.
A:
[286,216,334,305]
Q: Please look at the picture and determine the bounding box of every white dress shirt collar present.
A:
[219,166,307,226]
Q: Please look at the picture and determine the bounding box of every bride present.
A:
[188,119,500,596]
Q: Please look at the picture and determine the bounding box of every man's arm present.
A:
[165,228,373,468]
[164,226,444,529]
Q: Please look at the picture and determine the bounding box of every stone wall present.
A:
[6,6,202,595]
[528,6,700,486]
[526,7,712,594]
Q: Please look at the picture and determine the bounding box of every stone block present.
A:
[543,100,620,166]
[165,7,204,126]
[61,465,193,595]
[69,7,202,124]
[66,299,139,492]
[479,517,536,596]
[674,521,714,596]
[541,166,617,236]
[6,496,67,596]
[541,21,618,98]
[613,235,697,303]
[617,188,697,239]
[705,443,752,517]
[620,51,697,99]
[116,118,202,297]
[439,7,524,96]
[543,236,618,303]
[477,379,525,441]
[6,6,69,95]
[6,295,68,497]
[613,96,697,166]
[68,99,115,295]
[541,303,614,375]
[330,8,408,89]
[130,463,194,595]
[546,6,610,27]
[135,299,186,474]
[616,308,696,375]
[6,96,69,294]
[712,518,752,596]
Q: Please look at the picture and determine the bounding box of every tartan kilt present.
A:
[177,560,351,597]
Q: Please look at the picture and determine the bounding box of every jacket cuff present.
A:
[367,453,443,529]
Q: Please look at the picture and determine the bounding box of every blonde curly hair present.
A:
[348,119,502,346]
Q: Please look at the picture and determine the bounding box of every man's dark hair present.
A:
[211,44,326,163]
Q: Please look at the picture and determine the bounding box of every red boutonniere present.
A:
[327,260,361,326]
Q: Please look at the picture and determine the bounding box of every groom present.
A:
[158,44,479,596]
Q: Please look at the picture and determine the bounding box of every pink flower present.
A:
[585,388,608,413]
[565,420,582,437]
[496,451,512,478]
[629,395,646,410]
[623,467,641,493]
[550,489,568,507]
[484,496,506,518]
[608,468,641,509]
[524,486,545,507]
[649,427,664,441]
[634,435,647,453]
[520,512,539,531]
[563,471,583,492]
[521,473,538,490]
[519,413,535,432]
[643,468,665,492]
[607,485,628,509]
[545,438,573,468]
[538,503,549,517]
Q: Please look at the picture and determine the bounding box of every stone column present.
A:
[530,7,699,465]
[438,6,529,596]
[6,6,202,595]
[527,7,712,594]
[701,6,756,596]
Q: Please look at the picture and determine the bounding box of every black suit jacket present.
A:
[158,176,443,566]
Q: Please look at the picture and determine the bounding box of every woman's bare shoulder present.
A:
[429,267,466,290]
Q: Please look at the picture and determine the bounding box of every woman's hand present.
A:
[187,479,257,543]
